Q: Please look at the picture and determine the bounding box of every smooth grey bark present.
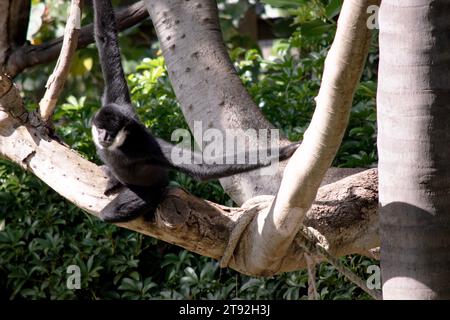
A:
[144,0,288,204]
[144,0,372,205]
[378,0,450,299]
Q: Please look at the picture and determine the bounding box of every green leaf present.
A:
[87,255,94,271]
[240,278,262,291]
[300,19,334,38]
[129,271,140,281]
[118,278,138,291]
[325,0,342,19]
[184,267,198,282]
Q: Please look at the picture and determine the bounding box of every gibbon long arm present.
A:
[93,0,132,108]
[158,139,300,182]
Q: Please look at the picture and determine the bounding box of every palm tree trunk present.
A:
[378,0,450,299]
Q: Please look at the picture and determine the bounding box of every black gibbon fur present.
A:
[91,0,299,222]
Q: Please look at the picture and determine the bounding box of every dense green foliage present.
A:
[0,0,378,299]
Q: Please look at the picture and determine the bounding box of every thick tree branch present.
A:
[39,0,82,122]
[144,0,290,204]
[5,0,149,77]
[0,74,379,276]
[237,0,381,275]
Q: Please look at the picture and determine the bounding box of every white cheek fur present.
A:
[92,125,127,150]
[91,125,103,150]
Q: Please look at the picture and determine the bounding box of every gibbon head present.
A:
[91,104,129,150]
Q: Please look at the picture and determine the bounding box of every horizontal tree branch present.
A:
[5,0,149,77]
[0,74,379,276]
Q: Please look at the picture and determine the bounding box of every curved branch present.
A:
[144,0,289,204]
[5,0,149,77]
[237,0,381,275]
[39,0,82,122]
[0,74,379,276]
[144,0,375,206]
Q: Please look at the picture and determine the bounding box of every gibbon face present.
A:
[92,104,129,150]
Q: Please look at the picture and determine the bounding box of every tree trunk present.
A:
[378,0,450,299]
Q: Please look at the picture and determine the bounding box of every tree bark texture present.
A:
[144,0,289,205]
[218,0,380,275]
[378,0,450,299]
